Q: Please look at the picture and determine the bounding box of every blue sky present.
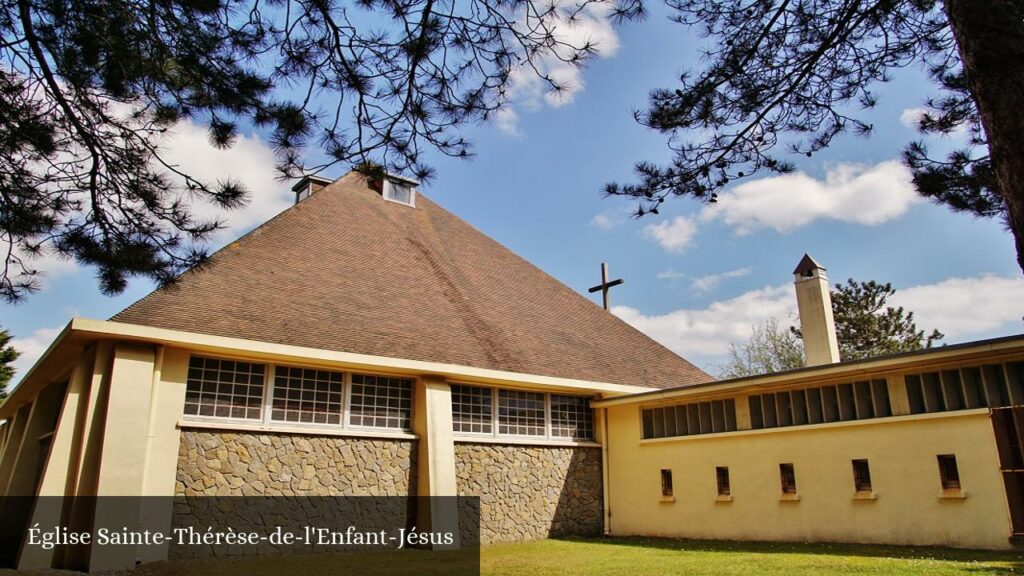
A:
[5,4,1023,381]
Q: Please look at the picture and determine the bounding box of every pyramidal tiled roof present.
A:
[113,173,711,389]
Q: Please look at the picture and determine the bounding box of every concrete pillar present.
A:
[887,373,911,416]
[88,343,157,572]
[0,403,30,496]
[793,254,840,366]
[18,348,97,570]
[60,341,112,571]
[0,420,8,461]
[138,346,188,564]
[5,382,67,497]
[734,395,752,430]
[412,376,459,549]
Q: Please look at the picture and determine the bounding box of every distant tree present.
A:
[719,317,804,379]
[0,327,20,399]
[722,279,944,377]
[828,278,944,361]
[605,0,1024,277]
[1,0,640,302]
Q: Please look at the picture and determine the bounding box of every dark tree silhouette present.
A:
[0,326,19,399]
[1,0,639,301]
[606,0,1024,275]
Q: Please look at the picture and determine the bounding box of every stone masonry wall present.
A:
[176,430,416,496]
[454,443,603,543]
[172,431,417,559]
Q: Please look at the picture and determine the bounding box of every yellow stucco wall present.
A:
[605,405,1012,550]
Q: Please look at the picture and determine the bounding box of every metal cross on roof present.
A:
[588,262,624,311]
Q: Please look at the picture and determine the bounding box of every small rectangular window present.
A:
[852,459,872,493]
[383,179,416,206]
[716,466,731,496]
[779,463,797,494]
[937,454,961,490]
[661,469,674,497]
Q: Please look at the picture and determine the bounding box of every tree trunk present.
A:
[944,0,1024,275]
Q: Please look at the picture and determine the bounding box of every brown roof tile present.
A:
[113,173,712,389]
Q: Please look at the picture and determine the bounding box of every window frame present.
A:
[182,354,414,434]
[851,459,873,493]
[937,454,962,491]
[450,383,596,442]
[716,466,731,496]
[382,179,417,207]
[661,469,674,497]
[779,463,798,494]
[183,355,269,423]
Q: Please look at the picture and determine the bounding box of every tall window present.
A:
[661,469,674,497]
[716,466,731,496]
[451,384,493,434]
[937,454,961,490]
[852,459,872,493]
[349,374,413,430]
[497,389,546,436]
[271,366,344,425]
[779,463,798,494]
[185,356,265,420]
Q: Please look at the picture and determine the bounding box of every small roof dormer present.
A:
[368,173,419,208]
[291,175,335,204]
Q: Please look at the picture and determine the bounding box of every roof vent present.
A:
[379,174,418,207]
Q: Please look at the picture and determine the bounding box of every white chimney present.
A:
[793,254,840,366]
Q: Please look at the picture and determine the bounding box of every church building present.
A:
[1,172,1023,571]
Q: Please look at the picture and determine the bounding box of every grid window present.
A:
[184,356,265,420]
[661,469,674,497]
[852,459,872,493]
[349,374,413,430]
[938,454,961,490]
[779,463,798,494]
[550,395,594,439]
[498,389,546,436]
[452,384,493,434]
[716,467,731,496]
[271,366,344,425]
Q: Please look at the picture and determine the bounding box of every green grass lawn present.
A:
[481,537,1024,575]
[3,537,1022,575]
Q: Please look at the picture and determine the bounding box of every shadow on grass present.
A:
[549,535,1024,571]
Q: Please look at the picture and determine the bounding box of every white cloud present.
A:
[497,1,621,135]
[10,326,64,387]
[703,161,920,235]
[900,107,927,129]
[493,107,521,137]
[892,275,1024,339]
[613,274,1024,372]
[900,107,968,137]
[7,117,287,295]
[158,120,292,242]
[590,206,633,230]
[657,268,686,280]
[10,245,79,290]
[613,284,795,360]
[690,267,752,294]
[644,215,698,253]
